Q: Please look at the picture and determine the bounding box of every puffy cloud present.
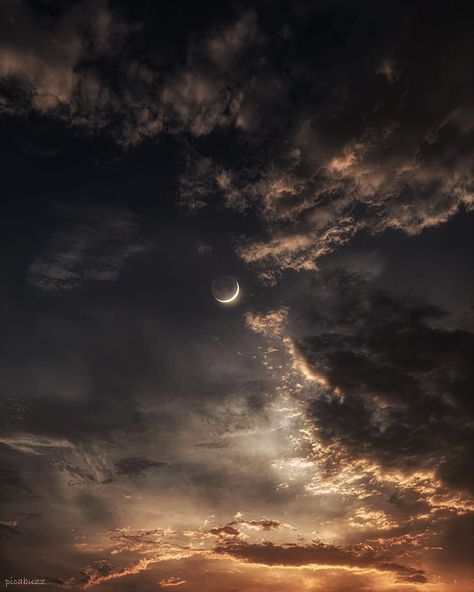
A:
[2,2,471,260]
[0,3,261,144]
[175,3,473,277]
[0,1,163,145]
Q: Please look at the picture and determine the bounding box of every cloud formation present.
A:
[0,2,472,591]
[214,539,427,582]
[176,2,473,278]
[114,456,167,477]
[290,271,474,494]
[27,203,150,290]
[1,1,471,272]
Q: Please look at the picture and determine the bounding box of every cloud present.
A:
[161,10,259,137]
[159,577,187,588]
[214,539,426,581]
[27,204,150,290]
[0,433,72,455]
[174,3,473,278]
[208,514,292,542]
[244,309,288,338]
[228,512,291,531]
[233,111,473,278]
[0,0,163,145]
[0,4,258,144]
[78,558,155,589]
[0,466,32,497]
[209,525,241,538]
[0,520,19,537]
[289,271,474,494]
[1,3,471,260]
[397,573,428,584]
[0,0,83,113]
[0,4,472,591]
[179,155,248,212]
[114,457,167,477]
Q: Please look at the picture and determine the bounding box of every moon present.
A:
[211,276,240,303]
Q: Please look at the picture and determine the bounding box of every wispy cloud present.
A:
[27,204,151,290]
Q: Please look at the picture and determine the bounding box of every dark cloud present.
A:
[209,514,288,538]
[0,521,19,537]
[291,271,474,492]
[194,440,230,449]
[0,1,472,590]
[397,573,428,584]
[210,525,241,538]
[75,491,117,525]
[215,539,426,581]
[114,456,167,477]
[0,464,33,498]
[1,1,471,269]
[233,518,284,531]
[0,0,162,145]
[26,203,151,290]
[177,2,473,278]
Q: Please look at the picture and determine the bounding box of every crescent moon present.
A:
[215,281,240,303]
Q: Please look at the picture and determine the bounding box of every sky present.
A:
[0,1,473,591]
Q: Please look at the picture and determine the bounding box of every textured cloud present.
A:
[286,271,474,494]
[0,3,472,591]
[159,577,187,588]
[0,2,258,145]
[114,456,167,477]
[230,512,290,531]
[1,2,471,263]
[175,3,473,278]
[0,0,84,113]
[76,558,155,589]
[0,433,72,455]
[0,0,163,145]
[27,204,150,290]
[214,539,426,581]
[209,513,291,539]
[240,267,473,586]
[161,10,258,137]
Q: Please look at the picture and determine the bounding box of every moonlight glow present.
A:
[211,276,240,303]
[216,281,239,303]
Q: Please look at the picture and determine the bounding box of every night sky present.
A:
[0,1,473,591]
